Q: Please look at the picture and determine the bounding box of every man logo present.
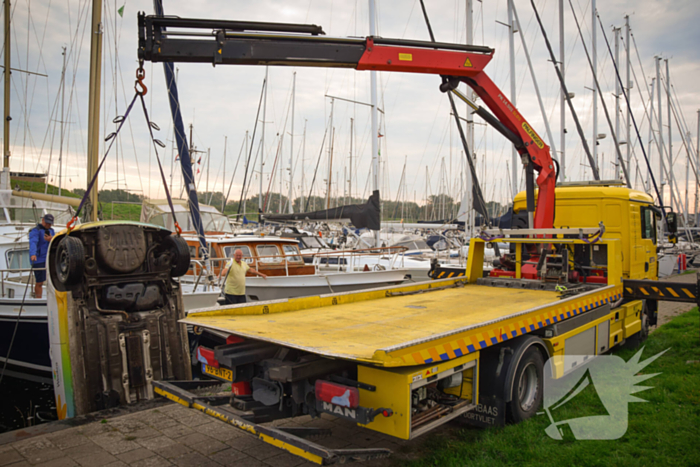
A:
[322,402,357,419]
[542,347,667,440]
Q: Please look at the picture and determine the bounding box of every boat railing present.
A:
[186,255,302,291]
[0,266,44,298]
[304,246,409,272]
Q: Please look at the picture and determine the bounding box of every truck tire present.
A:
[163,235,190,277]
[54,236,85,290]
[507,347,544,423]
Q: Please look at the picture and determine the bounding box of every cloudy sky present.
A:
[3,0,700,216]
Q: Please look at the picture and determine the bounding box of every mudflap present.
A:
[152,380,392,465]
[458,343,508,427]
[457,335,548,428]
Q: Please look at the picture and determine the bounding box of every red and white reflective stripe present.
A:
[315,380,359,409]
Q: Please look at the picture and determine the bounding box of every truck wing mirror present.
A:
[666,211,678,234]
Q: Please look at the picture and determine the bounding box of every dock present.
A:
[0,403,416,467]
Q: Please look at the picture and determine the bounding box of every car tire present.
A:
[54,236,85,290]
[163,235,190,277]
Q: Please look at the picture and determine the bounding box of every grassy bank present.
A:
[404,308,700,467]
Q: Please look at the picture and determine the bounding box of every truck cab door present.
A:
[639,205,658,279]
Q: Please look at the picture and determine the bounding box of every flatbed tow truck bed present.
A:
[182,277,621,367]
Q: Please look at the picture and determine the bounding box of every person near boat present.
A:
[222,248,267,304]
[28,214,55,299]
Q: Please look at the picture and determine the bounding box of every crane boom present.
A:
[138,13,555,228]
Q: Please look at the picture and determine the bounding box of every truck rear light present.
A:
[231,382,251,395]
[226,335,244,345]
[196,346,218,368]
[315,380,359,408]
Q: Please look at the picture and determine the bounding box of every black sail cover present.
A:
[263,191,381,230]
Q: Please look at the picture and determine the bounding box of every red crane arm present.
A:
[356,40,556,229]
[138,15,556,228]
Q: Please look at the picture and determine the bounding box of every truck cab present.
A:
[513,181,658,280]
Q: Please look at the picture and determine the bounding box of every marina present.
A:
[0,0,698,465]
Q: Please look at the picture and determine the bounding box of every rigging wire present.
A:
[595,12,666,221]
[235,78,266,217]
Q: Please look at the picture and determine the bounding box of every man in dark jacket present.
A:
[29,214,55,299]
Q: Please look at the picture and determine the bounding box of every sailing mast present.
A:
[591,0,598,175]
[507,0,516,191]
[656,57,665,205]
[259,66,268,213]
[86,0,103,221]
[369,0,380,244]
[288,72,295,214]
[2,0,10,188]
[221,136,226,211]
[59,47,66,196]
[560,0,566,182]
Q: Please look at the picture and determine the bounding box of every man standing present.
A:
[29,214,55,299]
[222,248,267,304]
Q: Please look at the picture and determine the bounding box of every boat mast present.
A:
[510,0,558,177]
[465,0,474,236]
[288,71,295,213]
[326,97,334,209]
[59,47,66,196]
[614,27,621,181]
[349,117,354,205]
[507,0,517,191]
[559,0,566,182]
[696,110,699,227]
[591,0,598,176]
[259,66,267,212]
[625,16,631,182]
[300,123,305,213]
[369,0,379,244]
[2,0,10,188]
[666,59,675,213]
[656,57,665,205]
[243,130,248,215]
[86,0,103,221]
[221,136,226,212]
[647,78,654,193]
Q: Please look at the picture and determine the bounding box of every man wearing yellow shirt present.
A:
[222,248,267,304]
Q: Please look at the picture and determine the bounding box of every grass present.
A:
[103,202,141,222]
[11,178,81,198]
[403,307,700,467]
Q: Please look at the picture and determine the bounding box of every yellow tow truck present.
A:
[154,182,697,464]
[137,14,699,464]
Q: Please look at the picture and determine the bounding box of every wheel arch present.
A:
[502,334,550,403]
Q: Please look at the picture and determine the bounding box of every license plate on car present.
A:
[202,364,233,381]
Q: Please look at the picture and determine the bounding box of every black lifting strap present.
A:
[67,92,140,231]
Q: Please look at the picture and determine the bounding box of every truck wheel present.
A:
[507,347,544,423]
[54,236,85,289]
[163,235,190,277]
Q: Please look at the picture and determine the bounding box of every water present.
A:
[0,376,57,433]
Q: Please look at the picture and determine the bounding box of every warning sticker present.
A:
[399,53,413,61]
[464,57,473,67]
[522,122,545,149]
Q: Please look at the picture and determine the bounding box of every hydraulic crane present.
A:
[137,14,556,230]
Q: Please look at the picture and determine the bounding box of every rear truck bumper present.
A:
[152,380,391,465]
[623,273,699,326]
